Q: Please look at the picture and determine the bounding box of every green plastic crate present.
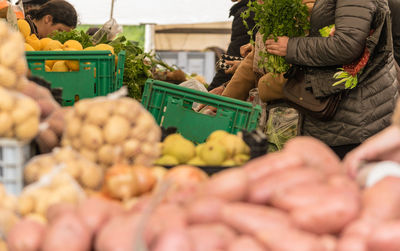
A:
[26,50,125,106]
[141,79,262,143]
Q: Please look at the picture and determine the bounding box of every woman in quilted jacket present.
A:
[266,0,399,158]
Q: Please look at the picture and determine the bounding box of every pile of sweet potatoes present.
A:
[6,136,400,251]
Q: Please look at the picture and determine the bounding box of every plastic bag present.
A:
[247,88,267,131]
[62,87,161,168]
[91,18,123,44]
[265,107,299,152]
[24,147,104,190]
[179,79,208,110]
[18,164,86,216]
[0,86,40,141]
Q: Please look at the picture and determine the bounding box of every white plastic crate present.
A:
[0,139,32,195]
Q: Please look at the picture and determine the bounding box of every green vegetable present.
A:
[319,24,335,38]
[242,0,310,74]
[50,30,93,48]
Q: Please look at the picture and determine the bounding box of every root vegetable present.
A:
[228,236,265,251]
[221,203,292,235]
[0,112,12,135]
[152,228,193,251]
[103,115,130,144]
[0,208,19,237]
[187,197,225,224]
[103,163,139,200]
[367,221,400,251]
[17,194,35,216]
[65,117,81,138]
[80,124,103,150]
[86,104,111,126]
[15,116,39,141]
[203,168,248,202]
[98,145,116,165]
[188,223,236,251]
[79,163,103,189]
[133,166,156,194]
[7,219,45,251]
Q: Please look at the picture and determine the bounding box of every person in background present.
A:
[207,0,256,91]
[24,0,77,38]
[16,0,49,13]
[265,0,398,159]
[389,0,400,66]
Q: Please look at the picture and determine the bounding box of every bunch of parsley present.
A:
[242,0,310,74]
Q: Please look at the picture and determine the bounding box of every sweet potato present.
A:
[290,186,360,234]
[256,227,326,251]
[244,151,304,182]
[187,197,225,224]
[95,213,140,251]
[228,236,265,251]
[283,136,342,175]
[247,167,326,204]
[221,202,292,235]
[320,235,337,251]
[188,223,236,251]
[336,220,376,251]
[7,219,45,251]
[41,211,91,251]
[367,221,400,251]
[145,203,187,245]
[77,197,123,234]
[45,203,76,224]
[203,168,248,202]
[361,176,400,221]
[152,228,193,251]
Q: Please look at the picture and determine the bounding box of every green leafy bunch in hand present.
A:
[241,0,310,74]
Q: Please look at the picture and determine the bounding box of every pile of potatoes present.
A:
[0,86,40,141]
[0,20,29,90]
[24,147,104,190]
[62,97,161,169]
[17,171,85,218]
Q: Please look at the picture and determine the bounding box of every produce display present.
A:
[0,86,39,141]
[24,147,104,190]
[61,96,161,168]
[3,136,400,251]
[156,131,250,167]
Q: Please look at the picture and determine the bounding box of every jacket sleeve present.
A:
[285,0,376,67]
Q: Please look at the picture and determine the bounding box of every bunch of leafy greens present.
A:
[50,30,93,48]
[242,0,310,73]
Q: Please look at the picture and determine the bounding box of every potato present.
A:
[98,145,116,165]
[18,194,35,216]
[122,139,140,157]
[152,228,193,251]
[63,160,81,179]
[79,163,103,189]
[0,240,7,251]
[65,117,81,138]
[25,213,47,225]
[80,124,103,150]
[188,223,236,251]
[0,65,17,89]
[114,98,141,121]
[2,195,17,211]
[0,112,12,136]
[73,99,90,118]
[151,166,168,183]
[79,148,97,162]
[0,87,14,111]
[247,167,326,204]
[0,208,19,237]
[203,168,248,202]
[228,236,265,251]
[7,219,45,251]
[256,227,326,251]
[103,115,130,144]
[187,197,225,224]
[46,203,76,223]
[54,148,77,162]
[86,104,111,126]
[24,163,41,184]
[15,116,39,141]
[41,211,91,251]
[0,33,24,67]
[95,214,140,251]
[37,129,59,153]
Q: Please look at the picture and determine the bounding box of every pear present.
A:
[221,159,236,167]
[195,143,206,157]
[207,130,229,142]
[155,155,179,166]
[199,141,227,166]
[187,157,206,166]
[234,154,250,166]
[162,134,195,164]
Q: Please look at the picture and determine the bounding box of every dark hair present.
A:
[26,0,78,28]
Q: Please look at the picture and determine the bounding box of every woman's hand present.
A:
[224,60,241,75]
[240,43,253,57]
[265,36,289,57]
[343,125,400,178]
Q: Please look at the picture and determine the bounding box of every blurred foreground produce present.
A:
[5,136,400,251]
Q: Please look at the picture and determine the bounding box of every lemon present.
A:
[45,65,51,72]
[45,60,57,69]
[26,34,41,51]
[95,44,114,54]
[39,37,53,51]
[63,40,83,51]
[17,19,31,38]
[43,40,62,51]
[66,60,79,71]
[52,61,69,72]
[84,46,96,51]
[24,43,34,51]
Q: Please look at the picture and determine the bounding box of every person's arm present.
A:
[285,0,375,67]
